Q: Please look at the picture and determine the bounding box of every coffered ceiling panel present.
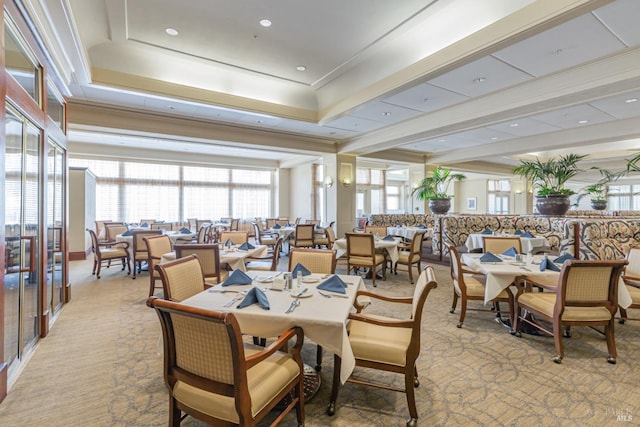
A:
[383,83,470,113]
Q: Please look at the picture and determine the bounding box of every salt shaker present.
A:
[296,271,302,288]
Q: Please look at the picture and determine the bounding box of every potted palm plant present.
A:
[512,154,587,216]
[412,166,466,214]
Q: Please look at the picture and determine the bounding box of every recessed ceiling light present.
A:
[259,18,272,27]
[473,77,486,83]
[438,139,446,142]
[491,137,498,141]
[510,123,519,127]
[423,98,429,102]
[551,48,563,55]
[578,120,589,124]
[165,27,179,36]
[256,119,263,124]
[381,112,392,116]
[296,65,307,71]
[625,98,639,103]
[168,106,176,110]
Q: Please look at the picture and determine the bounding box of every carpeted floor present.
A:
[0,256,638,426]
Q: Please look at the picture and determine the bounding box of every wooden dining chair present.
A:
[174,243,228,285]
[482,236,523,254]
[291,224,315,250]
[393,231,426,284]
[619,245,640,323]
[252,222,277,247]
[104,224,128,241]
[265,218,277,229]
[313,226,335,249]
[155,254,206,302]
[345,232,386,286]
[448,245,514,328]
[146,297,305,427]
[513,259,627,364]
[245,238,283,272]
[364,225,388,237]
[86,229,131,278]
[131,229,162,279]
[144,234,173,297]
[219,231,249,245]
[326,266,438,427]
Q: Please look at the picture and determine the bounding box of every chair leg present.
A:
[326,355,342,416]
[169,397,181,427]
[92,258,97,275]
[405,364,419,427]
[552,321,564,363]
[315,345,323,371]
[96,260,102,279]
[450,291,458,313]
[457,299,467,328]
[408,262,414,284]
[619,307,628,324]
[605,319,617,364]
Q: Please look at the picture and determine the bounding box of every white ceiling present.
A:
[29,0,640,178]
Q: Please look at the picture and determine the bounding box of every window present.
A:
[607,184,640,210]
[69,157,274,221]
[356,167,386,214]
[488,179,511,214]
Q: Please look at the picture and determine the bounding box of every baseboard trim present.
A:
[69,248,90,261]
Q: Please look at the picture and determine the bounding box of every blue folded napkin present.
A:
[514,229,523,235]
[481,228,493,235]
[317,275,347,294]
[122,230,132,236]
[480,252,502,262]
[237,287,270,310]
[553,253,575,264]
[141,222,149,227]
[539,257,561,272]
[179,227,191,234]
[382,234,395,241]
[224,238,233,247]
[238,242,255,250]
[522,231,535,238]
[220,221,229,224]
[221,270,253,286]
[502,247,518,257]
[417,224,426,229]
[292,263,311,277]
[273,224,281,229]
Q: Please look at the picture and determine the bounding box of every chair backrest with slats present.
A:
[482,236,522,254]
[155,254,205,301]
[289,248,336,274]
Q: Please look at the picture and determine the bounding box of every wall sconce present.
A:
[340,163,353,187]
[324,176,334,188]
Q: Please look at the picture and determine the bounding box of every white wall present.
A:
[69,168,95,257]
[289,164,313,222]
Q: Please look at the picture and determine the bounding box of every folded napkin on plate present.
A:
[238,242,255,250]
[502,247,518,257]
[237,287,270,310]
[481,228,493,235]
[292,263,311,277]
[179,227,191,234]
[480,252,502,263]
[141,222,149,227]
[514,229,523,235]
[539,257,561,272]
[224,238,233,247]
[522,231,535,238]
[272,224,281,229]
[121,230,132,237]
[221,270,253,286]
[317,275,347,294]
[553,253,575,263]
[382,234,395,241]
[417,224,426,229]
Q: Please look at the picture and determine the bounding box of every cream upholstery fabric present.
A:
[348,314,411,367]
[518,292,612,321]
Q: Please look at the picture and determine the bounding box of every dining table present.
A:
[465,233,550,254]
[160,244,268,271]
[333,236,402,264]
[461,253,633,308]
[181,271,367,385]
[386,226,432,241]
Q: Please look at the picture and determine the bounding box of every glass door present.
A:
[46,140,65,315]
[4,105,41,378]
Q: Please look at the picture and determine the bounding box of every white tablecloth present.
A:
[465,234,549,254]
[182,272,367,384]
[116,231,196,246]
[461,253,633,308]
[161,244,268,271]
[386,226,432,240]
[333,237,401,263]
[266,227,296,240]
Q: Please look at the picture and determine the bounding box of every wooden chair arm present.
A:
[623,276,640,289]
[245,326,304,368]
[353,290,412,305]
[347,312,413,328]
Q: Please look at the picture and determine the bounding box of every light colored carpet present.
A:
[0,257,638,426]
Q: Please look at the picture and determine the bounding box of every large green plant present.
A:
[512,154,587,196]
[412,166,466,200]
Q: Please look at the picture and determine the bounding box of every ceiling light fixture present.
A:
[473,77,486,83]
[296,65,307,71]
[381,112,391,116]
[625,98,638,103]
[578,120,589,124]
[510,123,519,127]
[551,48,563,55]
[438,139,446,142]
[491,137,498,141]
[259,19,272,27]
[165,27,179,36]
[168,106,176,110]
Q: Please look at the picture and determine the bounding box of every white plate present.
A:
[302,277,319,283]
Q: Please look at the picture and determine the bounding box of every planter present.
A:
[428,198,451,214]
[535,195,571,216]
[590,201,607,211]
